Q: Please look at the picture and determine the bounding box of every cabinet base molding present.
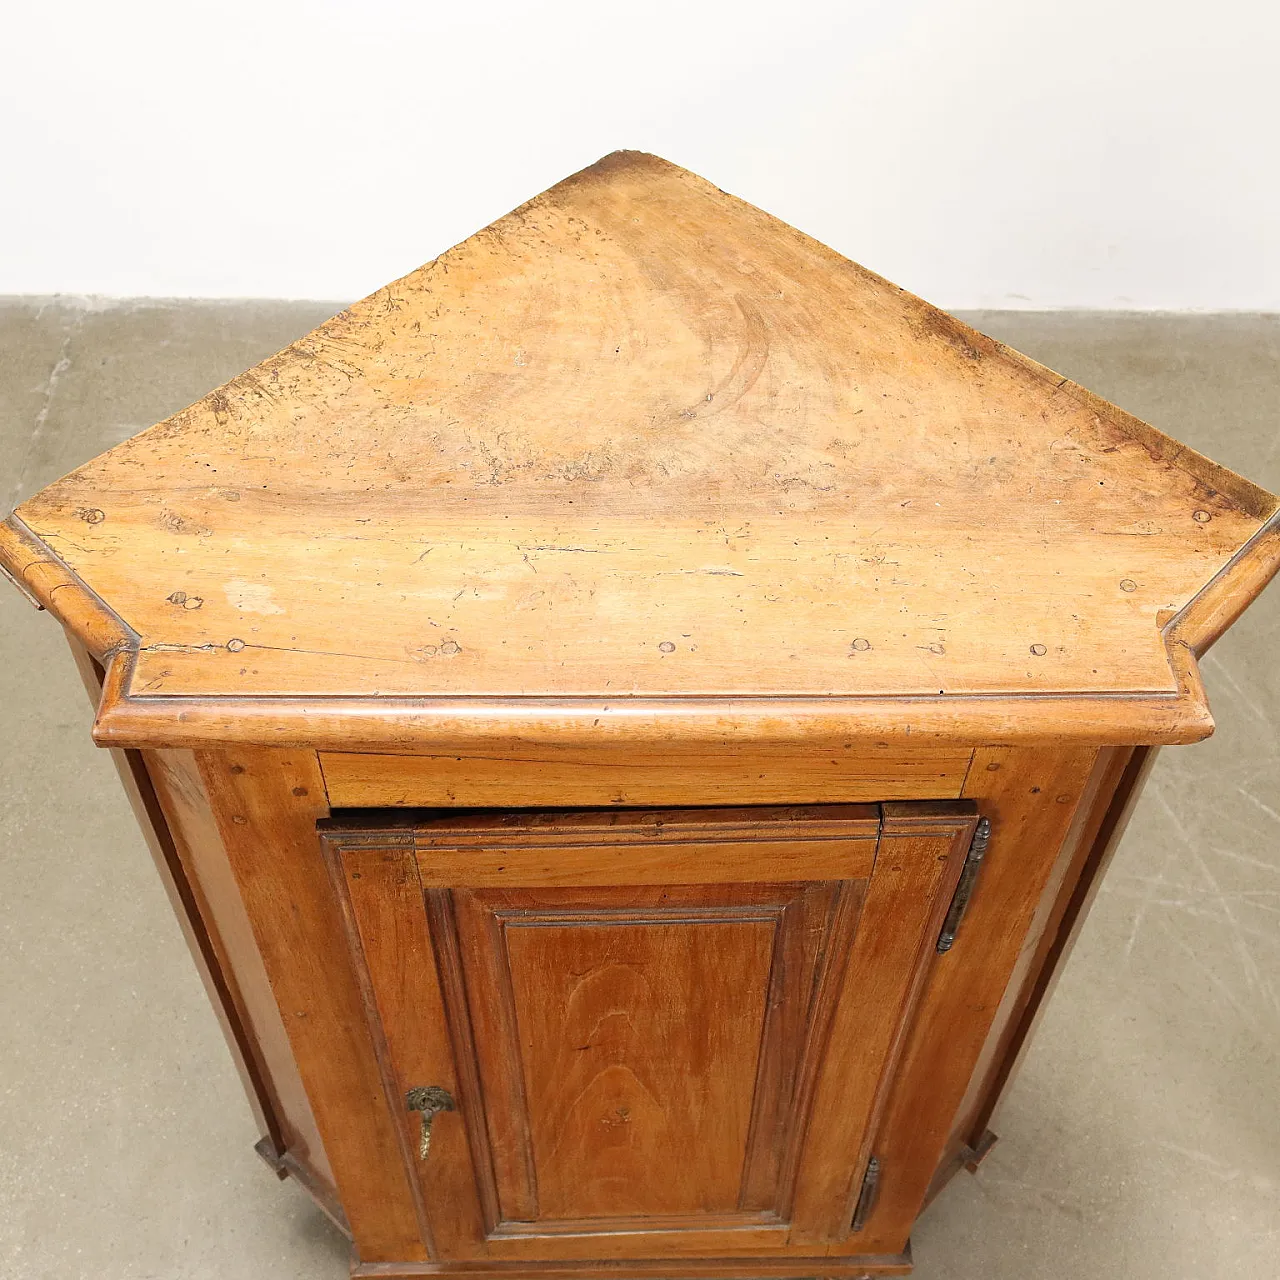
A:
[353,1253,912,1279]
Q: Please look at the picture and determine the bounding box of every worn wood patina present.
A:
[3,153,1276,1279]
[3,152,1277,752]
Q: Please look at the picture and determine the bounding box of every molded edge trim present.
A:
[1163,507,1280,657]
[7,511,1280,753]
[87,656,1215,749]
[0,515,136,658]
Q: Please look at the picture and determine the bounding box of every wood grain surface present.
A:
[494,895,774,1219]
[3,152,1277,750]
[317,744,973,808]
[197,749,428,1262]
[853,747,1099,1254]
[323,801,975,1259]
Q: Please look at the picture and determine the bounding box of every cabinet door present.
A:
[322,802,976,1261]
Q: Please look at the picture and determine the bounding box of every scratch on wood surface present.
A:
[6,152,1275,724]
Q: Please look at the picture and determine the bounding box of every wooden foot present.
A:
[963,1129,999,1173]
[254,1135,291,1181]
[255,1137,352,1238]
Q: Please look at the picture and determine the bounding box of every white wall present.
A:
[3,0,1278,308]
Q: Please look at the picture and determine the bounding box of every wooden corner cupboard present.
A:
[3,152,1277,1279]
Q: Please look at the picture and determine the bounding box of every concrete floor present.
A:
[1,300,1277,1279]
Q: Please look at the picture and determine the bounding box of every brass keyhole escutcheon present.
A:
[405,1085,455,1161]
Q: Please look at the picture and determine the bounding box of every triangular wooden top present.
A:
[3,152,1278,750]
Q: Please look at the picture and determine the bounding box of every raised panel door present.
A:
[322,802,976,1261]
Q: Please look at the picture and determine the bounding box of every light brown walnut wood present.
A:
[4,150,1276,1280]
[3,152,1277,750]
[63,638,348,1230]
[491,892,774,1219]
[853,746,1100,1254]
[323,802,974,1261]
[326,836,490,1260]
[144,748,337,1198]
[318,745,972,808]
[787,803,977,1244]
[403,804,879,888]
[196,749,426,1262]
[952,745,1161,1158]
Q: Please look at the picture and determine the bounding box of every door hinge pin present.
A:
[937,817,991,953]
[851,1154,881,1232]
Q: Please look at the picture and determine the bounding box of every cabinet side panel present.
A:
[852,746,1101,1254]
[144,748,337,1195]
[62,637,297,1168]
[945,745,1157,1158]
[197,748,427,1263]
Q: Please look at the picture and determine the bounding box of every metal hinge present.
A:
[936,816,991,953]
[851,1155,881,1232]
